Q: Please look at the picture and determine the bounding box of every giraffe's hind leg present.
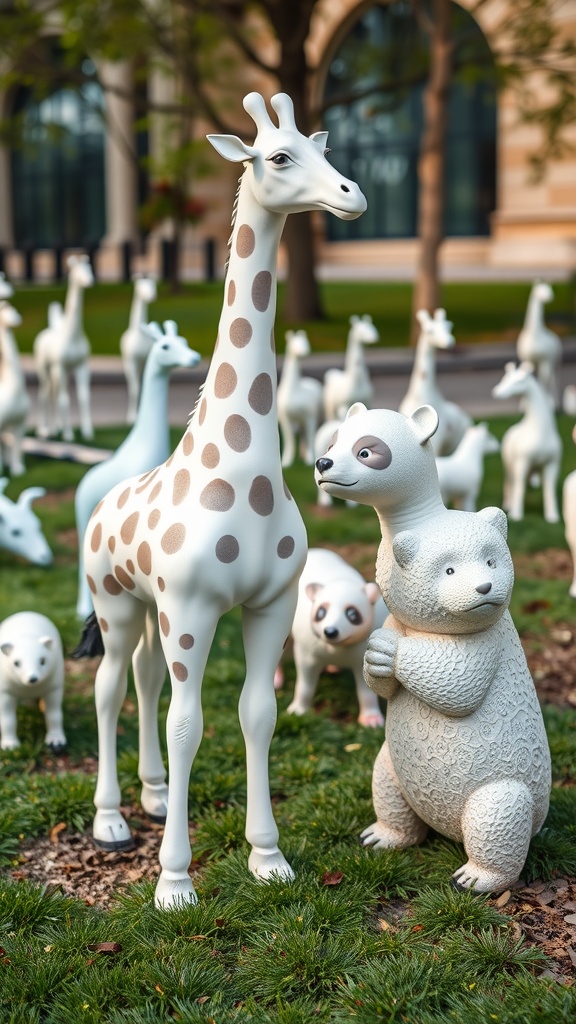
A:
[92,594,147,851]
[241,583,299,883]
[133,606,169,821]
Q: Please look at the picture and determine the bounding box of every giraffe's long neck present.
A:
[413,330,436,385]
[519,378,554,428]
[63,278,85,337]
[129,291,148,329]
[0,324,23,383]
[524,290,543,334]
[281,350,301,392]
[126,357,170,455]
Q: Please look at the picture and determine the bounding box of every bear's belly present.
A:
[386,680,551,841]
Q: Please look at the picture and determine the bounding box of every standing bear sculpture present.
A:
[399,308,472,455]
[34,254,94,441]
[315,403,551,893]
[323,314,379,422]
[517,281,561,407]
[121,275,159,423]
[0,301,30,476]
[0,478,52,566]
[277,329,323,466]
[75,322,201,619]
[74,91,366,909]
[492,361,562,522]
[282,547,387,727]
[435,423,500,512]
[0,612,65,751]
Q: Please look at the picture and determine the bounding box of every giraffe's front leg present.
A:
[241,584,299,883]
[132,606,169,821]
[155,598,218,909]
[74,361,93,440]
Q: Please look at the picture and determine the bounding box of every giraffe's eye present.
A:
[269,152,291,166]
[161,343,169,350]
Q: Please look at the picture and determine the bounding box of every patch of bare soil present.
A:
[522,624,576,708]
[513,548,573,583]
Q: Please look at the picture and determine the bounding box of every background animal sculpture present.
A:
[516,281,562,406]
[0,300,29,475]
[277,329,323,466]
[323,314,379,421]
[121,275,159,423]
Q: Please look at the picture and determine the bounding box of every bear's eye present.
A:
[446,567,455,576]
[39,657,46,666]
[353,435,392,470]
[358,448,370,459]
[487,558,496,568]
[315,605,327,622]
[14,659,21,667]
[346,606,362,625]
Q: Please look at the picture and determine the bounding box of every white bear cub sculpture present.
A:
[315,403,551,893]
[286,547,387,727]
[0,612,66,751]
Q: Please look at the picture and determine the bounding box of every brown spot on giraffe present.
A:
[277,536,295,559]
[136,467,159,493]
[114,565,135,590]
[137,541,152,575]
[157,576,165,592]
[91,500,104,518]
[179,634,194,650]
[200,480,235,512]
[249,476,274,516]
[215,535,240,563]
[103,574,123,596]
[172,661,189,682]
[126,559,135,574]
[166,453,175,469]
[100,618,109,632]
[252,270,272,312]
[159,612,170,637]
[161,523,186,554]
[248,373,273,415]
[120,511,139,545]
[117,487,130,509]
[230,318,252,348]
[199,398,207,425]
[90,522,102,552]
[182,432,194,456]
[224,414,251,452]
[227,279,236,305]
[148,509,161,530]
[214,363,237,399]
[148,481,162,504]
[236,224,255,258]
[172,469,190,505]
[108,536,116,553]
[87,575,97,595]
[201,444,220,469]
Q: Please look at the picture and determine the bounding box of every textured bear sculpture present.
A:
[315,403,552,893]
[0,611,66,751]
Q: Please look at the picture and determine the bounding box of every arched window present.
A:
[11,59,105,249]
[322,1,496,242]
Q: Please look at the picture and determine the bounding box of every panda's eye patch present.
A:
[446,567,455,575]
[352,435,392,470]
[487,558,496,568]
[314,605,328,622]
[346,606,362,625]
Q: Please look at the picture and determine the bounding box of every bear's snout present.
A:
[324,626,339,641]
[476,582,492,595]
[27,675,39,684]
[316,457,334,474]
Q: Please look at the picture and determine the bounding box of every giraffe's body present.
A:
[82,91,366,908]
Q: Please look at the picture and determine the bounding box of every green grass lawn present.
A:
[1,414,576,1022]
[11,278,576,357]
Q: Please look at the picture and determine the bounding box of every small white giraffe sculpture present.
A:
[277,330,323,466]
[0,301,30,476]
[563,425,576,598]
[34,254,94,441]
[121,275,159,423]
[323,314,379,422]
[399,308,472,455]
[75,322,201,620]
[435,423,500,512]
[77,91,366,909]
[492,361,562,522]
[0,272,13,299]
[517,282,562,407]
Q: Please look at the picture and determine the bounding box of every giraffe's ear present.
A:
[309,131,329,151]
[206,134,258,163]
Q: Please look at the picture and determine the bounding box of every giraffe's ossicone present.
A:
[82,90,366,910]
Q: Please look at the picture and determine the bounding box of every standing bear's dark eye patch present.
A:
[352,435,392,469]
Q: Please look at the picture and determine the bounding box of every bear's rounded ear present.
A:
[477,505,508,539]
[409,405,438,445]
[305,583,322,601]
[345,402,367,420]
[39,636,54,649]
[0,642,13,656]
[364,582,381,605]
[392,531,420,568]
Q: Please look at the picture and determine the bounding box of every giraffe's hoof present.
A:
[141,782,169,822]
[93,809,134,851]
[154,872,198,909]
[248,847,295,883]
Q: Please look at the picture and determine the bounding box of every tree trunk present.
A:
[412,0,453,342]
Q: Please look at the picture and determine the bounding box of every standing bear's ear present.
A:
[392,531,420,568]
[476,506,508,539]
[409,405,438,445]
[345,402,367,420]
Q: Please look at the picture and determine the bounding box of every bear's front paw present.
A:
[363,629,399,696]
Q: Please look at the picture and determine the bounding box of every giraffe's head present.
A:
[146,320,201,372]
[133,274,157,304]
[0,301,22,329]
[532,280,553,305]
[0,272,13,301]
[67,254,94,290]
[415,308,455,350]
[492,360,536,401]
[207,92,366,221]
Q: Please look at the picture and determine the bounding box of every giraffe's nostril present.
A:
[340,185,350,193]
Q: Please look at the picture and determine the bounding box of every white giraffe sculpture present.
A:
[562,425,576,598]
[435,423,500,513]
[323,314,379,421]
[77,91,366,909]
[399,308,472,455]
[277,329,323,466]
[0,272,13,300]
[517,281,561,407]
[34,254,94,441]
[120,275,159,423]
[492,361,562,522]
[0,301,30,476]
[75,322,201,620]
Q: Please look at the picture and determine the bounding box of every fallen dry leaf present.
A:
[88,942,122,954]
[495,890,511,908]
[49,823,67,844]
[322,870,344,886]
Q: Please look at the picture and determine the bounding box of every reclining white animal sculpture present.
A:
[323,314,379,421]
[120,275,159,423]
[517,281,562,407]
[283,547,387,727]
[492,361,562,522]
[562,424,576,598]
[0,478,52,566]
[75,321,201,619]
[0,301,29,475]
[399,308,472,455]
[315,403,551,894]
[435,423,500,512]
[0,612,65,751]
[34,253,94,441]
[277,329,323,466]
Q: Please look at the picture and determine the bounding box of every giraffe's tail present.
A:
[70,611,105,659]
